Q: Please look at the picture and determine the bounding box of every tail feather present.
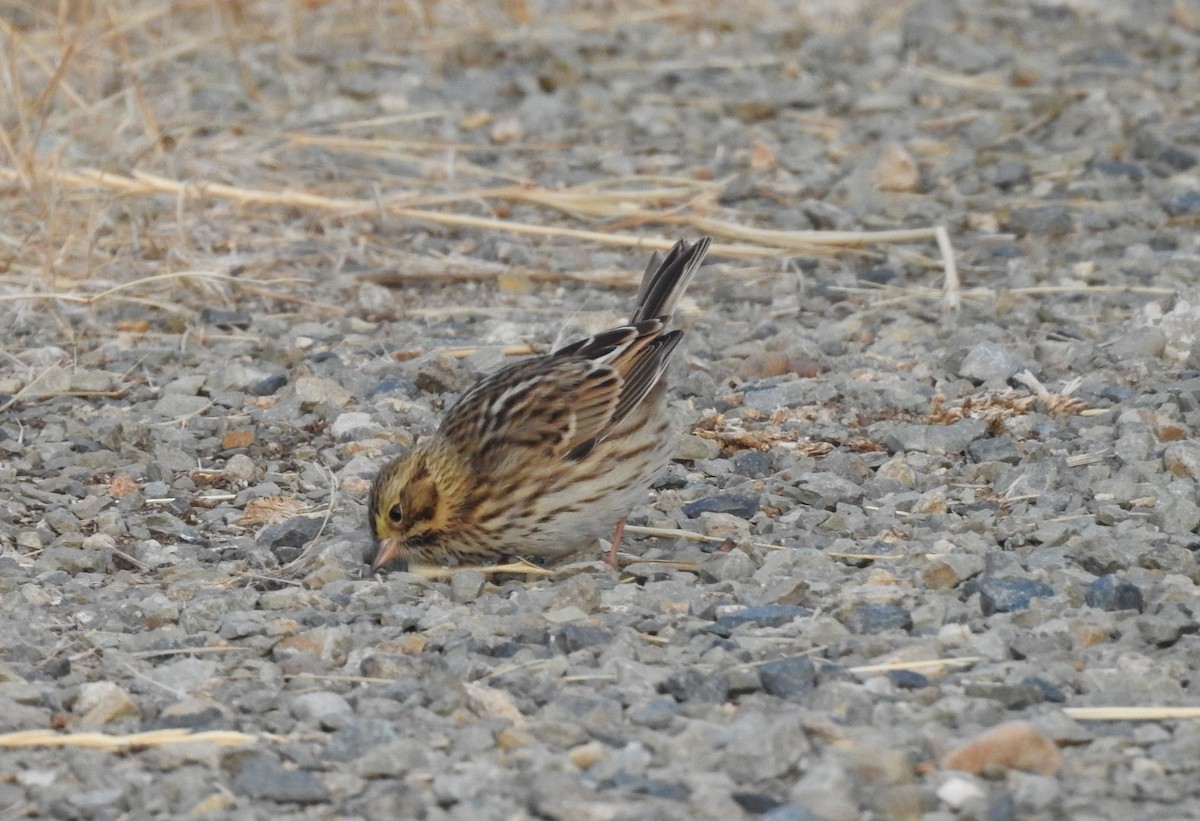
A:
[629,237,712,323]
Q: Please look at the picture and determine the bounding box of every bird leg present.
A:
[605,518,626,568]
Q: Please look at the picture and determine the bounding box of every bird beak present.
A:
[369,537,407,575]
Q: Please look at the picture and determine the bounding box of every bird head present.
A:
[366,448,455,573]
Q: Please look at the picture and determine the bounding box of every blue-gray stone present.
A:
[889,670,930,690]
[230,753,331,804]
[198,308,252,329]
[986,792,1019,821]
[763,804,819,821]
[844,604,913,635]
[758,657,816,699]
[709,605,809,637]
[257,516,323,552]
[967,437,1022,464]
[682,492,759,519]
[1022,676,1066,703]
[249,373,289,397]
[1085,575,1144,612]
[628,698,679,730]
[731,450,773,478]
[1006,205,1074,237]
[324,718,399,763]
[657,668,729,703]
[552,624,613,654]
[1164,190,1200,217]
[974,576,1055,615]
[733,792,783,814]
[371,378,420,398]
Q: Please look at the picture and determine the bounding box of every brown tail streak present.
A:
[629,237,713,324]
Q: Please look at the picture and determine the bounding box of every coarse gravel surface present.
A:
[3,1,1200,819]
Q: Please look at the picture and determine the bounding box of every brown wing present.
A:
[439,355,617,475]
[439,236,711,476]
[439,321,672,475]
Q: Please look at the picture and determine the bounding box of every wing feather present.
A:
[435,237,711,480]
[440,358,624,475]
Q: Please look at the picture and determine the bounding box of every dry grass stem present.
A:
[404,560,555,579]
[0,729,256,751]
[935,224,960,311]
[0,166,953,264]
[847,657,980,675]
[622,524,788,551]
[1063,707,1200,721]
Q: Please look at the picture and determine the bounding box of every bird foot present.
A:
[604,519,626,569]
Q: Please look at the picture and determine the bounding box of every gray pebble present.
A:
[229,752,331,804]
[870,419,989,455]
[552,623,613,653]
[144,658,218,695]
[785,472,864,508]
[449,568,487,602]
[731,450,774,477]
[709,605,810,637]
[330,412,381,441]
[974,577,1056,615]
[967,437,1022,464]
[843,604,913,635]
[1109,327,1167,360]
[290,691,353,727]
[1005,205,1075,237]
[354,738,429,777]
[152,394,211,418]
[249,373,289,396]
[658,669,729,703]
[758,657,817,699]
[628,697,679,729]
[293,375,350,408]
[1085,575,1144,612]
[1163,190,1200,217]
[741,379,815,412]
[682,492,759,518]
[957,341,1027,384]
[256,516,324,562]
[66,787,126,815]
[762,805,820,821]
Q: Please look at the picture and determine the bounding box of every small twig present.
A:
[1065,450,1114,468]
[405,559,554,579]
[129,645,250,659]
[615,556,701,572]
[622,524,787,552]
[279,462,339,577]
[122,663,187,700]
[441,344,538,359]
[847,657,980,675]
[826,551,902,561]
[0,729,256,751]
[0,359,64,413]
[109,545,148,572]
[936,225,960,312]
[479,657,555,681]
[0,166,952,262]
[286,672,393,685]
[1063,707,1200,721]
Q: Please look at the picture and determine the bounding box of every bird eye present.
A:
[388,503,403,523]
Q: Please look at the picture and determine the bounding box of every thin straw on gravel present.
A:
[0,165,958,287]
[0,729,257,751]
[1063,707,1200,721]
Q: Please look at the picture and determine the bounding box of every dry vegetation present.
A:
[0,0,956,340]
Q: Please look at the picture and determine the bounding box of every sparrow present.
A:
[367,237,712,572]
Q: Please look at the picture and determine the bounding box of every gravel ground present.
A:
[3,1,1200,818]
